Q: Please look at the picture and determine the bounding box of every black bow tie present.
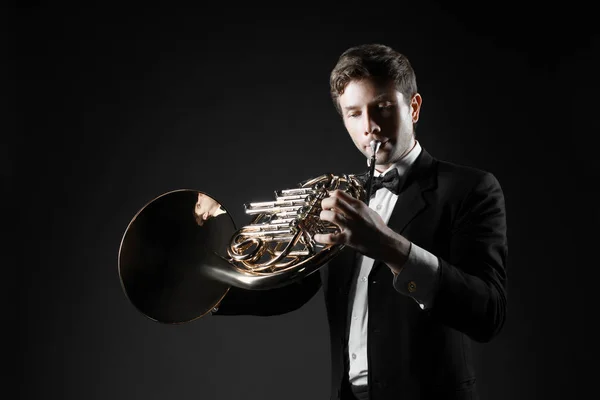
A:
[370,168,401,195]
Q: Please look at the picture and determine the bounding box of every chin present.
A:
[375,148,392,162]
[375,156,392,167]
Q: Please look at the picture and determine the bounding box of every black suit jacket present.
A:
[214,148,508,400]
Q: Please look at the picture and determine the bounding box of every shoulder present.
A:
[420,153,505,212]
[433,156,502,192]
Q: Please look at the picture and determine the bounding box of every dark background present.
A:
[15,2,599,399]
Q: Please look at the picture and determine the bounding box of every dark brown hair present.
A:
[329,44,418,114]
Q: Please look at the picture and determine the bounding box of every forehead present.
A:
[339,78,403,107]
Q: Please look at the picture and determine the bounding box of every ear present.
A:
[410,93,422,123]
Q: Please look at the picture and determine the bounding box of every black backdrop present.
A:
[15,2,599,399]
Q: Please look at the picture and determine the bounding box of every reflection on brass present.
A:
[118,149,381,324]
[194,192,227,226]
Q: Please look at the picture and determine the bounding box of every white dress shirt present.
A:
[346,140,440,387]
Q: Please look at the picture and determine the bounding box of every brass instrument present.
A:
[118,141,381,324]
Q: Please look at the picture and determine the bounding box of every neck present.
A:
[375,164,392,174]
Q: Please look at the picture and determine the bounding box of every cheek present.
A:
[380,118,400,136]
[403,114,414,131]
[344,121,359,137]
[386,112,410,134]
[347,127,363,145]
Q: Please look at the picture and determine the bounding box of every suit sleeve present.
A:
[393,243,441,309]
[430,172,508,343]
[211,269,322,317]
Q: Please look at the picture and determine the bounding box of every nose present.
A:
[363,111,381,136]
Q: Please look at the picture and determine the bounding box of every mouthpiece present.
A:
[370,140,381,156]
[367,140,381,167]
[365,140,382,205]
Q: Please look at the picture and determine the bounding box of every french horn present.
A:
[118,141,381,324]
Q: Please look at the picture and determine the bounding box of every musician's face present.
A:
[338,78,422,172]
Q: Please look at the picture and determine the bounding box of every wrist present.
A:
[381,228,411,275]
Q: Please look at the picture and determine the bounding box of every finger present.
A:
[333,188,364,208]
[324,189,359,201]
[313,231,346,245]
[319,209,347,228]
[321,191,358,218]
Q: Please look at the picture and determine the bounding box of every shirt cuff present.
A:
[392,242,440,310]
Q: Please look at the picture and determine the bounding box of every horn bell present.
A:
[118,189,235,324]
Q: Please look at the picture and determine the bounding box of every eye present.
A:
[378,101,395,109]
[347,112,360,119]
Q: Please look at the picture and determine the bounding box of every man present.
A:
[212,43,508,400]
